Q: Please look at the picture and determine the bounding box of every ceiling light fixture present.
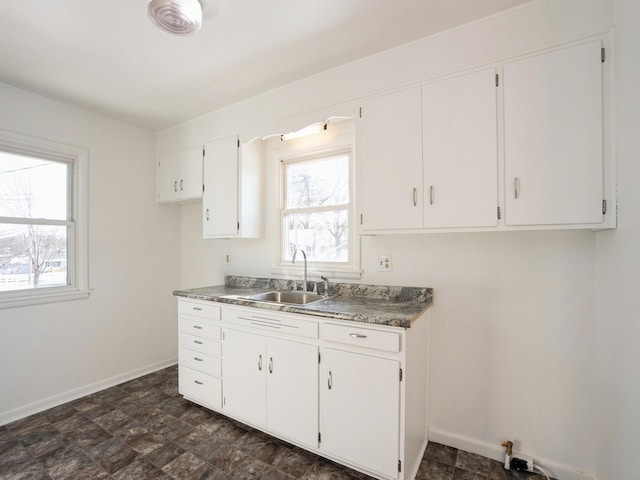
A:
[147,0,203,36]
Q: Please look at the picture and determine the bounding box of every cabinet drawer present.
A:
[179,347,222,376]
[179,333,222,356]
[179,299,221,321]
[322,323,400,353]
[179,318,222,340]
[179,366,222,409]
[225,309,318,339]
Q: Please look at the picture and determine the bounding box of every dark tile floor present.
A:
[0,365,548,480]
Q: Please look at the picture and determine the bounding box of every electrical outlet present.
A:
[225,253,231,264]
[377,254,392,272]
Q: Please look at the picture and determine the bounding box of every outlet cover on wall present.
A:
[377,254,392,272]
[225,253,231,264]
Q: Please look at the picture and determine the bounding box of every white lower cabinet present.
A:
[320,347,400,479]
[177,299,430,480]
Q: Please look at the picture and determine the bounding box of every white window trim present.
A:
[0,130,89,309]
[274,141,362,281]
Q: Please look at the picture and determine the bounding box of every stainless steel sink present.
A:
[243,290,328,305]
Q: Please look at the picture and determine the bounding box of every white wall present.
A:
[594,1,640,479]
[165,1,616,478]
[0,82,182,424]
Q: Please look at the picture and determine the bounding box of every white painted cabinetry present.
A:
[156,146,203,203]
[503,40,605,227]
[177,300,222,410]
[422,67,499,228]
[357,87,423,232]
[176,298,430,480]
[202,136,263,238]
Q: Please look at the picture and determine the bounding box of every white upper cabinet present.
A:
[357,87,423,232]
[422,67,499,228]
[156,146,202,203]
[503,40,605,227]
[202,136,263,239]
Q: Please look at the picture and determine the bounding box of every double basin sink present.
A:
[242,290,330,306]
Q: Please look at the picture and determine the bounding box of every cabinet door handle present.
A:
[194,357,203,362]
[180,179,184,191]
[268,357,273,374]
[205,208,210,221]
[514,177,520,199]
[349,333,367,339]
[192,307,203,311]
[412,188,418,206]
[193,340,203,345]
[174,180,178,193]
[193,325,203,330]
[429,186,434,205]
[194,380,203,385]
[258,355,263,371]
[328,371,332,390]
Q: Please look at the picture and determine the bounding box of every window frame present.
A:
[278,144,361,278]
[0,130,89,309]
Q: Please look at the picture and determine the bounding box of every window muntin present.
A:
[281,153,352,264]
[0,153,72,293]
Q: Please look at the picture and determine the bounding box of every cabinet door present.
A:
[203,136,239,237]
[320,348,400,479]
[266,338,318,448]
[504,40,604,226]
[179,146,204,201]
[156,152,180,203]
[422,68,498,228]
[222,328,266,428]
[357,88,423,231]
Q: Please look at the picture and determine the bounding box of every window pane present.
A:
[0,223,68,292]
[286,155,349,208]
[283,210,349,263]
[0,153,68,220]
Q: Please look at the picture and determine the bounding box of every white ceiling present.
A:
[0,0,530,130]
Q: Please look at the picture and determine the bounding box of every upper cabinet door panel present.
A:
[422,68,498,228]
[357,87,423,231]
[504,40,604,226]
[180,147,204,200]
[203,136,239,238]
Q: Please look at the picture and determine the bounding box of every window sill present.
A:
[0,289,91,310]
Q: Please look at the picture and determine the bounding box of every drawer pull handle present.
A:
[194,380,203,385]
[328,371,333,390]
[193,340,203,345]
[193,325,203,330]
[193,307,203,311]
[349,333,368,339]
[194,357,203,362]
[258,354,263,371]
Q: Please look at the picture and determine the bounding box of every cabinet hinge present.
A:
[360,214,363,225]
[601,47,606,63]
[497,206,501,220]
[202,147,205,157]
[359,107,362,118]
[202,184,205,193]
[318,432,321,444]
[237,138,240,148]
[318,352,321,364]
[602,199,607,215]
[398,460,402,473]
[237,221,240,231]
[399,368,403,382]
[223,396,226,406]
[495,73,499,87]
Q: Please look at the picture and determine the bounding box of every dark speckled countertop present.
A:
[173,276,433,328]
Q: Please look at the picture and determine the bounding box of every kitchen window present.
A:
[281,147,358,274]
[0,131,88,308]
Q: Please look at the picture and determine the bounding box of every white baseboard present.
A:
[0,357,178,427]
[428,427,595,480]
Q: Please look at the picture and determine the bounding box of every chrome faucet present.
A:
[292,248,308,292]
[320,275,329,297]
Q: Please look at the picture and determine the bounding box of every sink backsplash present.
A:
[224,275,433,303]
